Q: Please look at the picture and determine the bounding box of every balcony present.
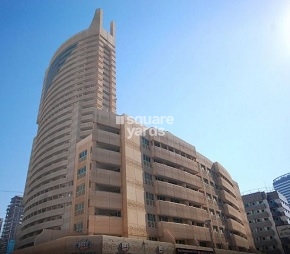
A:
[96,129,120,147]
[255,239,278,248]
[223,204,241,220]
[230,234,249,248]
[153,162,202,190]
[253,220,272,228]
[92,168,121,187]
[252,229,275,237]
[155,181,205,205]
[88,214,122,235]
[214,163,232,184]
[247,211,269,220]
[89,190,122,210]
[92,148,121,166]
[156,200,208,222]
[219,190,237,206]
[227,218,246,235]
[158,221,211,242]
[150,135,197,158]
[152,146,198,174]
[216,177,236,197]
[245,203,266,212]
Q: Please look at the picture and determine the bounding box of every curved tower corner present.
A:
[17,9,116,249]
[273,173,290,205]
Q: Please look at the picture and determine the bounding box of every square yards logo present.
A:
[116,115,174,139]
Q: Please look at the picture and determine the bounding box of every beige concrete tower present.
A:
[18,9,116,249]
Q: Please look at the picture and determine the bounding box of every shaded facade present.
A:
[0,196,23,254]
[242,191,290,254]
[16,9,255,254]
[0,218,3,234]
[273,173,290,205]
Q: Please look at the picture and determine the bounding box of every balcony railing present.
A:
[153,162,202,189]
[155,181,205,205]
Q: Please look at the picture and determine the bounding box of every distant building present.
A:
[242,190,290,254]
[0,196,23,254]
[273,173,290,205]
[0,218,3,233]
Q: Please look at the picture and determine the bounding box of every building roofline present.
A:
[273,172,290,183]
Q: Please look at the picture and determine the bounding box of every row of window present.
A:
[255,235,274,241]
[249,217,269,224]
[26,180,73,205]
[244,200,264,207]
[153,141,195,161]
[22,202,71,224]
[24,191,72,213]
[247,208,266,215]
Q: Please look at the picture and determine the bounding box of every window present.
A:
[144,172,153,185]
[75,203,84,215]
[77,166,86,178]
[159,216,168,222]
[147,213,157,228]
[143,154,151,167]
[142,137,150,149]
[74,222,83,233]
[95,184,120,193]
[173,218,182,224]
[76,183,85,196]
[170,198,180,204]
[95,208,121,217]
[79,150,87,161]
[145,192,154,206]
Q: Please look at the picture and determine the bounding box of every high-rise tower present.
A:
[0,196,23,254]
[273,173,290,205]
[18,9,116,249]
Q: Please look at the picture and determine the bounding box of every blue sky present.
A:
[1,0,290,218]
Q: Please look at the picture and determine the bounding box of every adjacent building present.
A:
[242,191,290,254]
[0,218,3,234]
[15,9,255,254]
[273,173,290,205]
[0,196,23,254]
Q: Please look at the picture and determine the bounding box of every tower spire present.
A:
[89,8,103,31]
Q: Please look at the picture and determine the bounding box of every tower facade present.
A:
[18,9,116,249]
[273,173,290,205]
